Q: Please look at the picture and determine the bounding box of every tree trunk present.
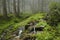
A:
[41,0,44,12]
[13,0,19,17]
[38,0,40,12]
[3,0,8,18]
[7,0,10,13]
[17,0,20,17]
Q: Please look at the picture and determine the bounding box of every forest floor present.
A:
[0,13,60,40]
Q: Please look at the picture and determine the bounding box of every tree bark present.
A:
[17,0,20,16]
[3,0,8,18]
[13,0,19,17]
[7,0,10,13]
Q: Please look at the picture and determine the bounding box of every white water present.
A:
[14,29,23,40]
[18,30,23,37]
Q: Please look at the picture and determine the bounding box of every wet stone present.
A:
[23,36,36,40]
[25,24,30,30]
[9,25,13,30]
[30,26,44,33]
[35,27,44,31]
[25,22,35,30]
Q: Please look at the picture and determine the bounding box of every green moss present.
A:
[1,13,45,40]
[12,13,45,31]
[36,31,55,40]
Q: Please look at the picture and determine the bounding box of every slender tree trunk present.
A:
[38,0,40,12]
[3,0,8,18]
[7,0,10,13]
[0,0,1,13]
[32,0,35,13]
[23,0,25,13]
[17,0,20,16]
[13,0,19,17]
[41,0,44,12]
[22,0,23,13]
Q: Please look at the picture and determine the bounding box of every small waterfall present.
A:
[33,26,36,34]
[18,29,23,37]
[13,27,25,40]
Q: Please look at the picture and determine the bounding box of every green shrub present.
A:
[47,2,60,26]
[36,31,55,40]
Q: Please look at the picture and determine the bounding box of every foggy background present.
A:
[0,0,60,14]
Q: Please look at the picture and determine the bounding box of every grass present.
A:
[0,13,32,38]
[12,13,45,31]
[0,12,45,39]
[36,31,55,40]
[0,12,60,40]
[35,21,60,40]
[4,13,46,40]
